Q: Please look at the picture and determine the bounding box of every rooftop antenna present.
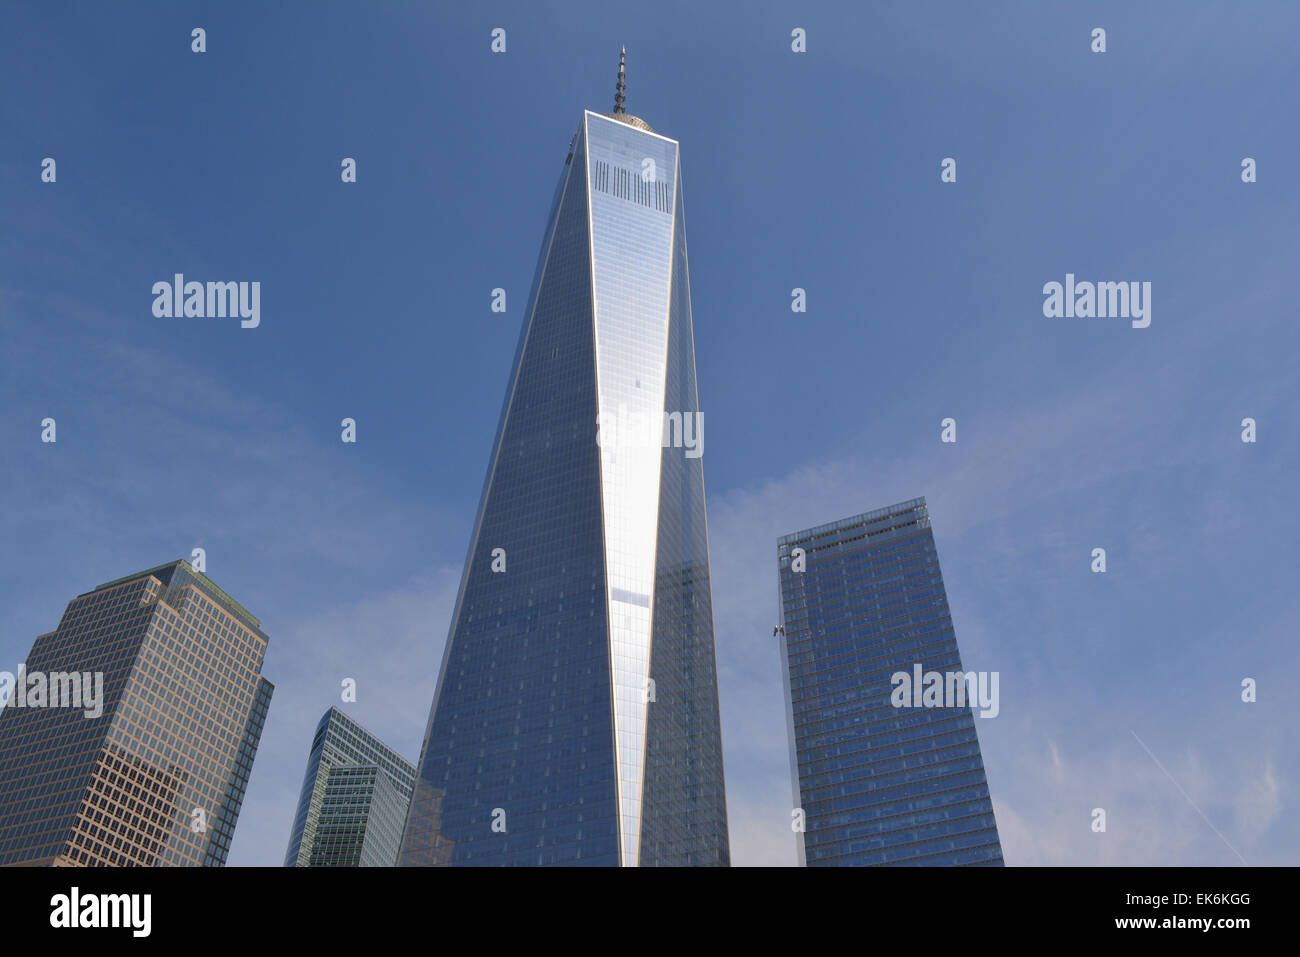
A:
[614,46,627,114]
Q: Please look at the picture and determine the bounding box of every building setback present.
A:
[0,560,273,867]
[284,707,415,867]
[399,51,729,866]
[777,498,1003,865]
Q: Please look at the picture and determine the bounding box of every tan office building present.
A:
[0,560,274,866]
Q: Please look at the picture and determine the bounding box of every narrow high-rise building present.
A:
[777,499,1003,865]
[0,560,273,867]
[400,51,729,866]
[284,707,415,867]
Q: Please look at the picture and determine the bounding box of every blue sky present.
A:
[2,1,1297,865]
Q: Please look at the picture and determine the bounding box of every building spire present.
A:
[614,46,627,114]
[604,46,653,132]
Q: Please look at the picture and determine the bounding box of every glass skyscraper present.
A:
[0,559,273,867]
[777,499,1003,866]
[284,707,415,867]
[399,52,729,867]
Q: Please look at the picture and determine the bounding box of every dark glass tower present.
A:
[284,708,415,867]
[399,53,729,866]
[777,499,1003,866]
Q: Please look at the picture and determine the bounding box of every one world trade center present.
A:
[399,51,729,867]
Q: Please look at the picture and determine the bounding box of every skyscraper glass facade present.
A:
[284,707,415,867]
[0,560,274,867]
[777,499,1003,866]
[399,96,728,867]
